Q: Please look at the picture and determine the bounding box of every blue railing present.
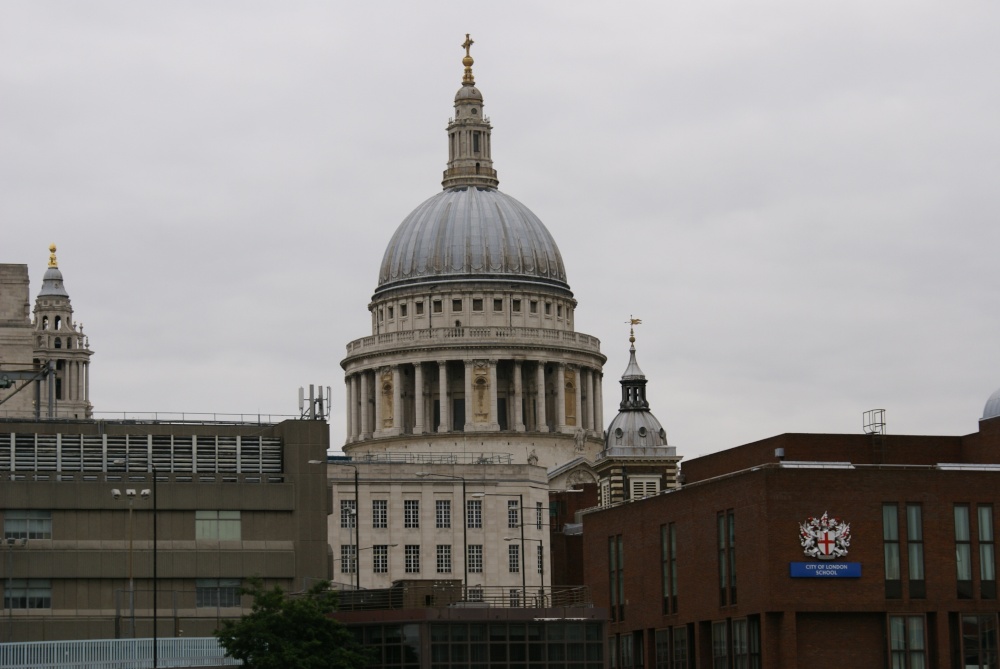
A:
[0,637,239,668]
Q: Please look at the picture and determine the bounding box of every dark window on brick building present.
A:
[889,615,926,669]
[907,504,926,599]
[884,504,902,599]
[981,505,996,599]
[661,523,677,614]
[717,511,736,606]
[609,535,624,622]
[956,505,973,599]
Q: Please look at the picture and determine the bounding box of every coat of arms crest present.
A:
[799,511,850,560]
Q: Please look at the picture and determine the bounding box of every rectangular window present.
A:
[340,544,357,574]
[717,510,736,605]
[655,629,670,669]
[3,510,52,540]
[509,544,520,573]
[196,510,241,540]
[436,500,451,529]
[557,305,563,317]
[889,615,926,669]
[884,504,902,598]
[621,634,634,669]
[609,534,624,622]
[472,298,483,311]
[672,627,688,669]
[493,298,503,312]
[661,524,674,614]
[467,500,482,528]
[536,501,543,530]
[907,504,926,599]
[711,621,728,669]
[437,545,452,573]
[452,299,462,312]
[512,299,521,312]
[405,545,420,573]
[340,499,357,529]
[981,505,996,599]
[508,500,519,529]
[400,303,407,317]
[415,301,424,315]
[433,300,442,313]
[3,579,51,609]
[961,614,998,668]
[956,504,973,598]
[537,544,544,575]
[195,578,241,608]
[545,302,551,315]
[509,588,520,607]
[387,306,394,319]
[372,500,388,529]
[468,544,483,573]
[530,300,538,314]
[373,545,388,573]
[404,500,420,529]
[468,587,483,602]
[732,619,748,669]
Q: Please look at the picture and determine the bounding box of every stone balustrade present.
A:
[345,326,601,356]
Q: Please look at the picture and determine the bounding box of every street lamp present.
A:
[111,486,149,639]
[471,491,526,606]
[416,472,469,598]
[4,537,26,642]
[315,461,360,590]
[506,536,545,606]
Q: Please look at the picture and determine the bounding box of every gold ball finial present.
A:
[461,33,476,85]
[48,244,58,268]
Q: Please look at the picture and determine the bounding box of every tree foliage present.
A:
[216,578,370,669]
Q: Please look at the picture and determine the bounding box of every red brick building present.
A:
[582,415,1000,668]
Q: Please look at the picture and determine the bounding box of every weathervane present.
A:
[627,316,641,344]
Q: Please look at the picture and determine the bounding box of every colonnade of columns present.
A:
[344,359,604,443]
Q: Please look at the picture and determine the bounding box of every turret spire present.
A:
[442,34,499,190]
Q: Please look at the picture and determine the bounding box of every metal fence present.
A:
[0,637,239,668]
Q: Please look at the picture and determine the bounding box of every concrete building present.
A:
[582,402,1000,668]
[0,417,330,641]
[0,245,93,420]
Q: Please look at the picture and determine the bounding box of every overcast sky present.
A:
[2,1,998,459]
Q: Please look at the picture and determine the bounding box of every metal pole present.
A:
[353,467,359,591]
[153,469,158,669]
[519,494,525,606]
[128,498,135,637]
[6,540,12,642]
[462,478,468,598]
[540,543,545,607]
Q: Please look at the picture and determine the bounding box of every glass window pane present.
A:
[955,506,971,541]
[883,505,899,540]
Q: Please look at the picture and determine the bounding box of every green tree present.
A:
[216,578,370,669]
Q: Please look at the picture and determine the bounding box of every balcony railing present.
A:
[345,326,601,356]
[335,582,591,611]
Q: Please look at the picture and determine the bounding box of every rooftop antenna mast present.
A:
[298,384,332,420]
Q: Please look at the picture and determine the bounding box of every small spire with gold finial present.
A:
[461,33,475,85]
[48,244,58,268]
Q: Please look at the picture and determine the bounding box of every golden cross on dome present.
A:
[462,34,474,57]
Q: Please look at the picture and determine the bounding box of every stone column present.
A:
[595,373,604,433]
[359,371,370,439]
[513,360,525,432]
[391,365,403,436]
[574,366,583,430]
[464,360,474,431]
[488,359,499,431]
[586,368,596,432]
[84,361,90,403]
[373,369,383,437]
[535,362,547,432]
[556,363,567,432]
[413,363,425,435]
[345,376,354,442]
[438,361,450,433]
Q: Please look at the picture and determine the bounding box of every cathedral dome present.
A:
[376,187,569,297]
[983,387,1000,420]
